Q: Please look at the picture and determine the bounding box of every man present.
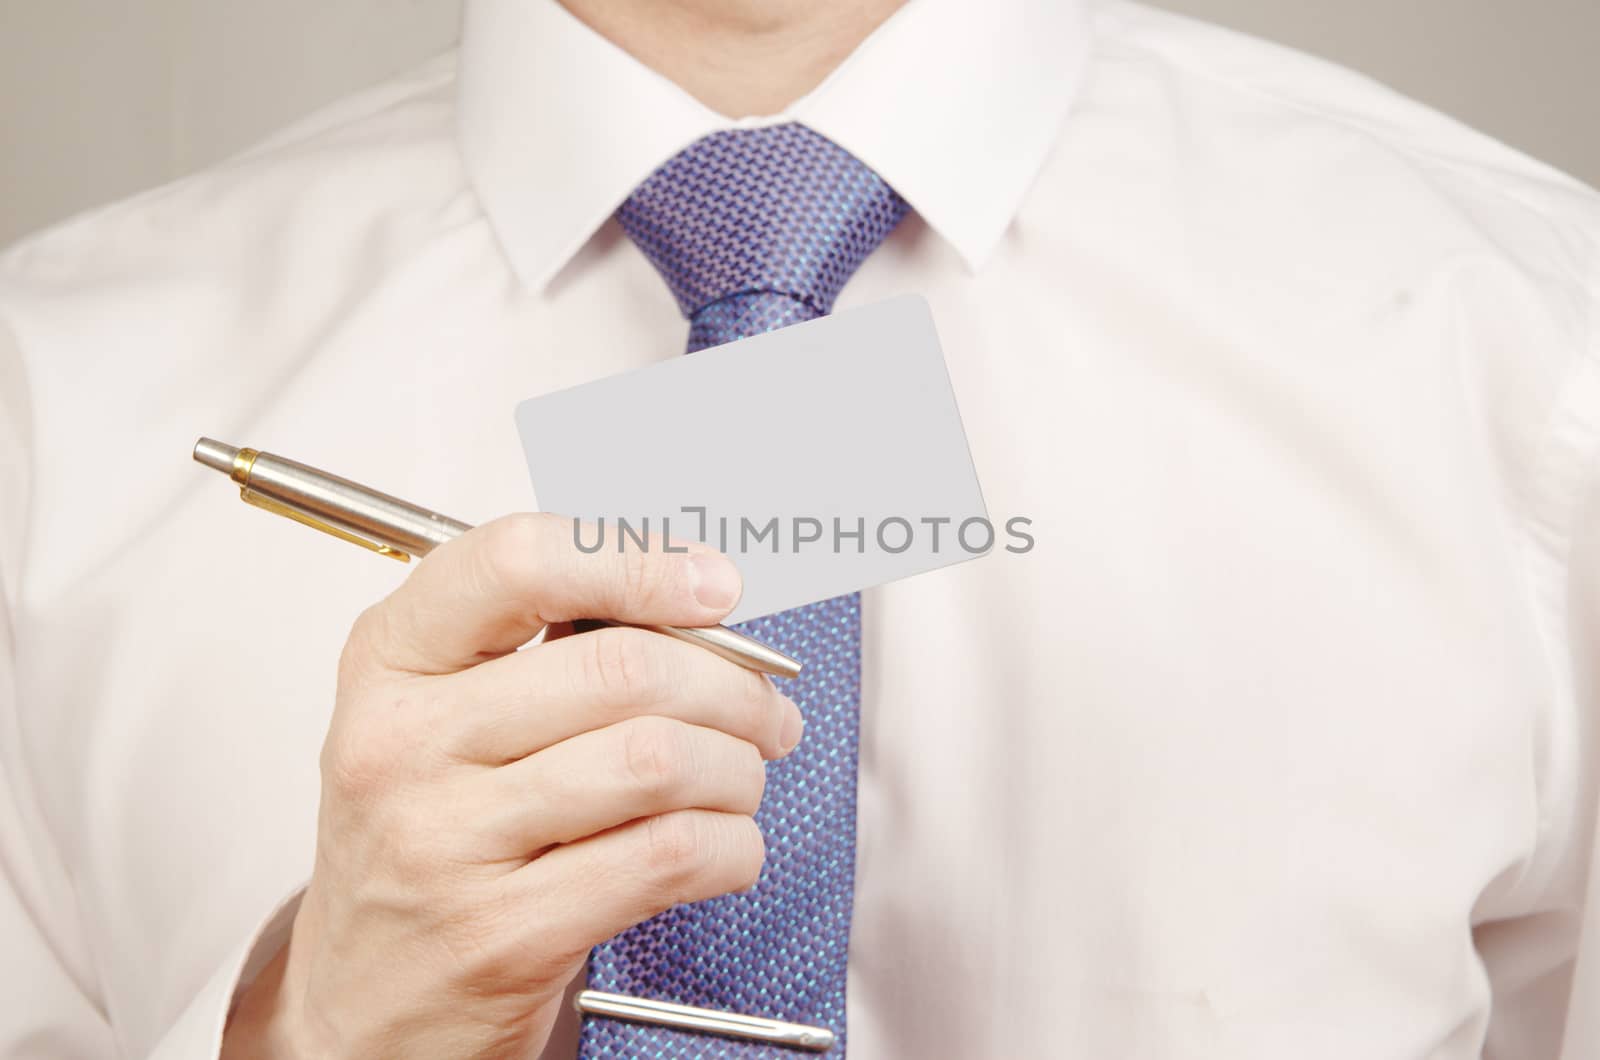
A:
[2,0,1597,1056]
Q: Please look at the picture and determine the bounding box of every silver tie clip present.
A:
[574,989,836,1052]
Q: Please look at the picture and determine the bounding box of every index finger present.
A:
[347,513,743,677]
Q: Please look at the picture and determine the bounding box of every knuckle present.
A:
[477,513,550,597]
[321,726,390,798]
[622,716,694,798]
[617,545,673,609]
[321,686,423,796]
[643,810,708,881]
[379,807,451,891]
[337,603,389,687]
[585,627,663,705]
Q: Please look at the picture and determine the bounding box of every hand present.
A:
[221,513,803,1059]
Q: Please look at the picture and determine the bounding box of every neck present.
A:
[559,0,905,117]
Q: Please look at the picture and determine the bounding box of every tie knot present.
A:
[616,124,908,343]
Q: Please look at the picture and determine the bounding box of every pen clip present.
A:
[239,488,411,563]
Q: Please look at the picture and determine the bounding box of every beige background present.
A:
[0,0,1596,248]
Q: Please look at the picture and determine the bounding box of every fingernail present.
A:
[688,552,742,610]
[778,702,804,754]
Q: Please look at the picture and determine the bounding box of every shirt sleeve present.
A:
[1561,547,1600,1060]
[1472,237,1600,1057]
[0,312,305,1059]
[0,315,117,1056]
[146,892,304,1060]
[1557,315,1600,1059]
[1543,259,1600,1060]
[0,648,117,1057]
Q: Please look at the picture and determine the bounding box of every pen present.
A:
[190,437,802,679]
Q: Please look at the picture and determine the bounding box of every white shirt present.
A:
[3,0,1599,1056]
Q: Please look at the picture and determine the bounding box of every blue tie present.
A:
[577,124,909,1058]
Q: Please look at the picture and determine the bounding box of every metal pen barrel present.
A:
[195,439,470,556]
[192,438,802,679]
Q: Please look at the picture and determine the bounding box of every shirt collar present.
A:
[457,0,1092,291]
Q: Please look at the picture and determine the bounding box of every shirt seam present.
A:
[1507,245,1600,905]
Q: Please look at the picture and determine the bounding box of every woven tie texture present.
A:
[577,123,908,1059]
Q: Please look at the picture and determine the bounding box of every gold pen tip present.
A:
[193,437,240,474]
